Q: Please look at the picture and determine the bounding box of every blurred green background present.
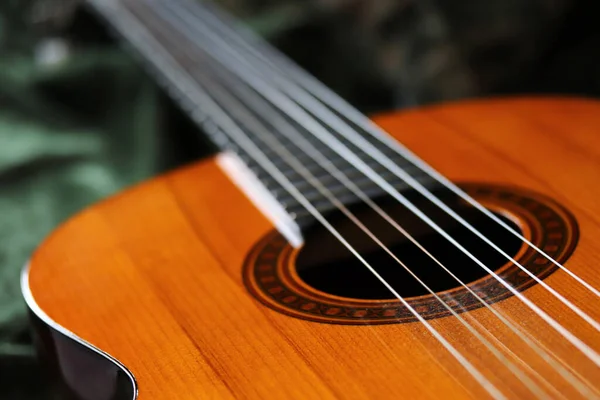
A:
[1,0,599,398]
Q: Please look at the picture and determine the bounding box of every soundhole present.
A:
[243,183,578,324]
[296,191,523,300]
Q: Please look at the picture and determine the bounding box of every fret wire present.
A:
[269,172,414,196]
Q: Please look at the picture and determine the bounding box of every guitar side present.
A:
[23,98,600,399]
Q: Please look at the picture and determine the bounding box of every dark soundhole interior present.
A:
[295,190,524,300]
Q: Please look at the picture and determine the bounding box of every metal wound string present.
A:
[186,0,600,301]
[156,0,600,369]
[106,5,507,398]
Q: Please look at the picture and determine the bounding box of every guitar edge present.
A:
[21,264,137,399]
[22,97,600,399]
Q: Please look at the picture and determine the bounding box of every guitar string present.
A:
[107,4,506,398]
[169,0,600,336]
[199,70,549,400]
[194,47,597,398]
[190,0,600,302]
[141,1,589,394]
[461,317,570,400]
[156,0,600,368]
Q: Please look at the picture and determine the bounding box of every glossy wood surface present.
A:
[27,97,600,399]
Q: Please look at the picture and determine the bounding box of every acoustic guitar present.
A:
[21,0,600,399]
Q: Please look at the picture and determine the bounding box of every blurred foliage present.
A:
[217,0,600,109]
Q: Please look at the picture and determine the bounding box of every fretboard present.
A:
[87,0,434,228]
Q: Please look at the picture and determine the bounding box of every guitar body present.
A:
[23,97,600,399]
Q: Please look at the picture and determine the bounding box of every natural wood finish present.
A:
[28,97,600,399]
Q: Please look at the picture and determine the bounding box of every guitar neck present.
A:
[86,0,433,227]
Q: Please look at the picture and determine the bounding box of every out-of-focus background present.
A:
[1,0,599,398]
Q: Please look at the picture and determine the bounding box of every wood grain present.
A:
[27,97,600,399]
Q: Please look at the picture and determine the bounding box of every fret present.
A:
[261,144,343,163]
[277,156,420,178]
[285,176,436,223]
[277,175,423,202]
[250,154,425,197]
[98,0,435,229]
[269,168,416,197]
